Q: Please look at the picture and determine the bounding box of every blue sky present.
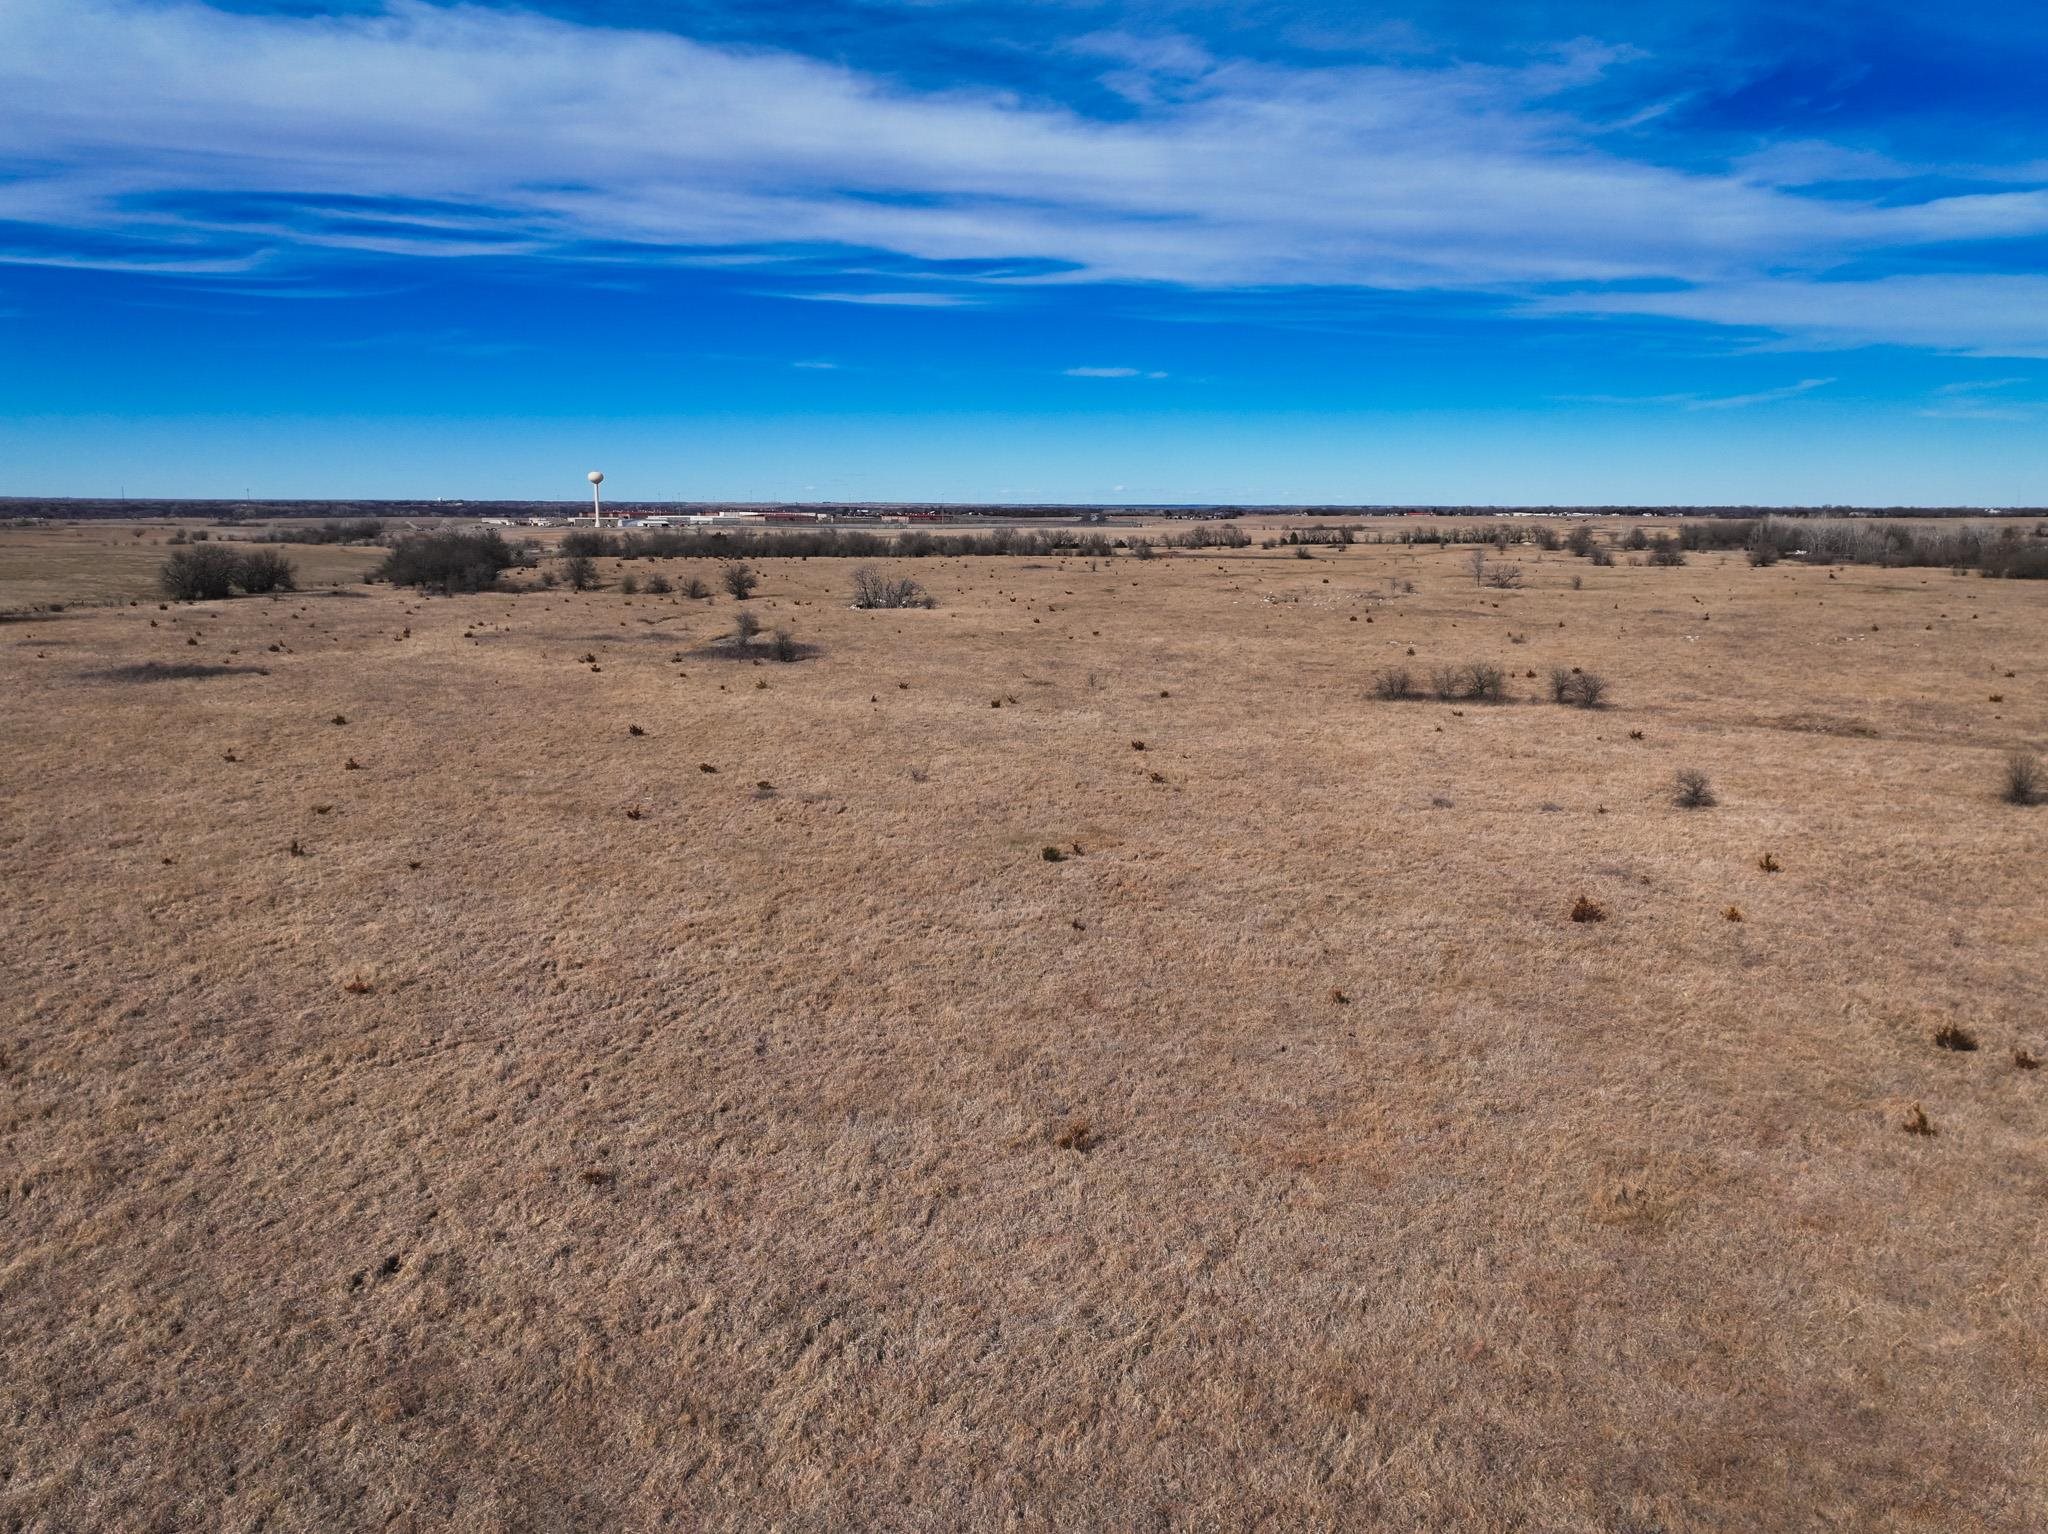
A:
[3,0,2046,503]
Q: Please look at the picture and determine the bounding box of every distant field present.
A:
[0,522,385,609]
[3,525,2044,1530]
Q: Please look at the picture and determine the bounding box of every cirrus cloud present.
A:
[2,0,2047,353]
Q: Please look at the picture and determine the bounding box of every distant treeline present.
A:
[555,523,1253,560]
[1282,513,2048,576]
[255,518,388,545]
[7,498,2044,524]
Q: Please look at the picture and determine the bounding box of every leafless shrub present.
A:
[1463,662,1506,701]
[1674,768,1717,808]
[722,562,759,600]
[1933,1023,1978,1052]
[1430,662,1506,702]
[1548,667,1608,707]
[2003,750,2044,806]
[1570,895,1607,923]
[851,567,936,609]
[1370,667,1417,701]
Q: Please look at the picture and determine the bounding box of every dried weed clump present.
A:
[1570,895,1607,923]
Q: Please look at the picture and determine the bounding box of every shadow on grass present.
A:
[89,661,273,682]
[686,639,822,663]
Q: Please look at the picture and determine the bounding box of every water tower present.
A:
[587,470,604,529]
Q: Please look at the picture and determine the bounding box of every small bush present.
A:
[1933,1023,1978,1052]
[1369,667,1417,701]
[1483,564,1524,589]
[1589,547,1615,567]
[160,545,298,601]
[2003,750,2044,806]
[1746,542,1781,568]
[1647,536,1687,567]
[376,530,517,594]
[722,562,760,600]
[643,573,673,594]
[1463,662,1506,702]
[1674,768,1717,808]
[731,610,763,646]
[564,554,600,591]
[1429,662,1505,702]
[160,545,248,601]
[618,573,639,595]
[770,626,799,663]
[850,567,935,609]
[1548,667,1608,708]
[684,576,710,599]
[1570,895,1607,923]
[234,549,298,594]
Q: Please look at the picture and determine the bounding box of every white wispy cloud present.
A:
[1917,378,2040,420]
[3,1,2047,353]
[1065,366,1141,377]
[1688,377,1835,409]
[779,291,979,307]
[1534,276,2048,358]
[1557,378,1835,409]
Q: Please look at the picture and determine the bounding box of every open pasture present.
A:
[3,527,2045,1530]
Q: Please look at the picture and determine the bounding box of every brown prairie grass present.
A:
[2,519,2045,1532]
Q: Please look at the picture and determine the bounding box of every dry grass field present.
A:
[3,522,2045,1531]
[0,522,385,610]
